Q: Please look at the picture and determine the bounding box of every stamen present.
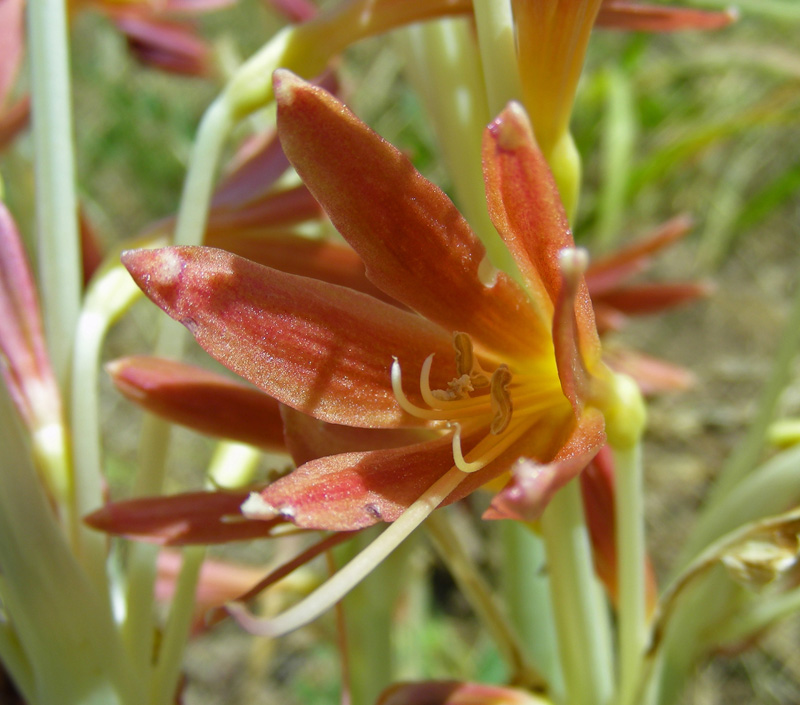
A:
[450,418,531,474]
[226,466,468,638]
[454,332,473,377]
[391,358,447,420]
[490,365,513,434]
[453,332,490,388]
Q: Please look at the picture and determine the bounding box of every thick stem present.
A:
[500,522,564,699]
[614,441,647,705]
[472,0,522,115]
[151,547,206,705]
[395,19,521,280]
[541,480,614,705]
[26,0,82,389]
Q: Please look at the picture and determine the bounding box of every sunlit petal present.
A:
[122,246,456,427]
[274,70,548,361]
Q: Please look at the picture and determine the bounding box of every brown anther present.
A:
[489,365,513,435]
[453,332,489,388]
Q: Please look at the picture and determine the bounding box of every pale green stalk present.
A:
[614,441,647,705]
[207,441,263,489]
[472,0,522,115]
[395,20,521,280]
[151,547,206,705]
[71,262,145,593]
[124,98,233,679]
[703,279,800,512]
[26,0,82,389]
[499,523,564,699]
[426,511,545,691]
[338,528,409,705]
[541,480,614,705]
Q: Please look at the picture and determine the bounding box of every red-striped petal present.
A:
[107,355,287,450]
[122,246,456,428]
[274,70,547,362]
[84,491,285,545]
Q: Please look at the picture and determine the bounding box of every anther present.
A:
[453,332,489,388]
[490,365,513,434]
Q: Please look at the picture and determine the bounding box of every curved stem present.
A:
[614,441,646,705]
[541,479,614,705]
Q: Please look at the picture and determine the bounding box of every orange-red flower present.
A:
[120,71,616,534]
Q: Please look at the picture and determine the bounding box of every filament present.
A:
[227,466,468,638]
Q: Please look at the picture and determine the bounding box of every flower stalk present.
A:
[26,0,81,389]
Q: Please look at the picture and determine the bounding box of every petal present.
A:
[84,491,286,545]
[596,2,737,32]
[592,282,711,317]
[274,70,547,361]
[258,401,585,532]
[211,130,292,210]
[483,102,576,312]
[584,214,693,295]
[156,550,265,626]
[252,434,466,530]
[204,231,399,306]
[0,0,24,108]
[552,249,605,411]
[511,0,601,153]
[207,185,323,232]
[122,246,456,427]
[579,446,658,612]
[603,346,695,394]
[107,356,287,450]
[279,405,434,466]
[110,13,210,76]
[0,202,61,428]
[262,0,318,22]
[484,407,606,521]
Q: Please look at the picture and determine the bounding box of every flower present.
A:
[121,70,624,535]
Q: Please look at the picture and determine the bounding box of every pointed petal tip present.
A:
[272,68,304,107]
[121,246,187,309]
[489,101,535,152]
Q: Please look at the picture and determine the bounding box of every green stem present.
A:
[614,441,647,705]
[151,547,206,705]
[596,67,636,253]
[395,19,521,280]
[541,480,614,705]
[472,0,522,115]
[123,97,233,679]
[338,528,405,705]
[71,263,144,593]
[26,0,82,389]
[426,511,546,691]
[499,522,564,699]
